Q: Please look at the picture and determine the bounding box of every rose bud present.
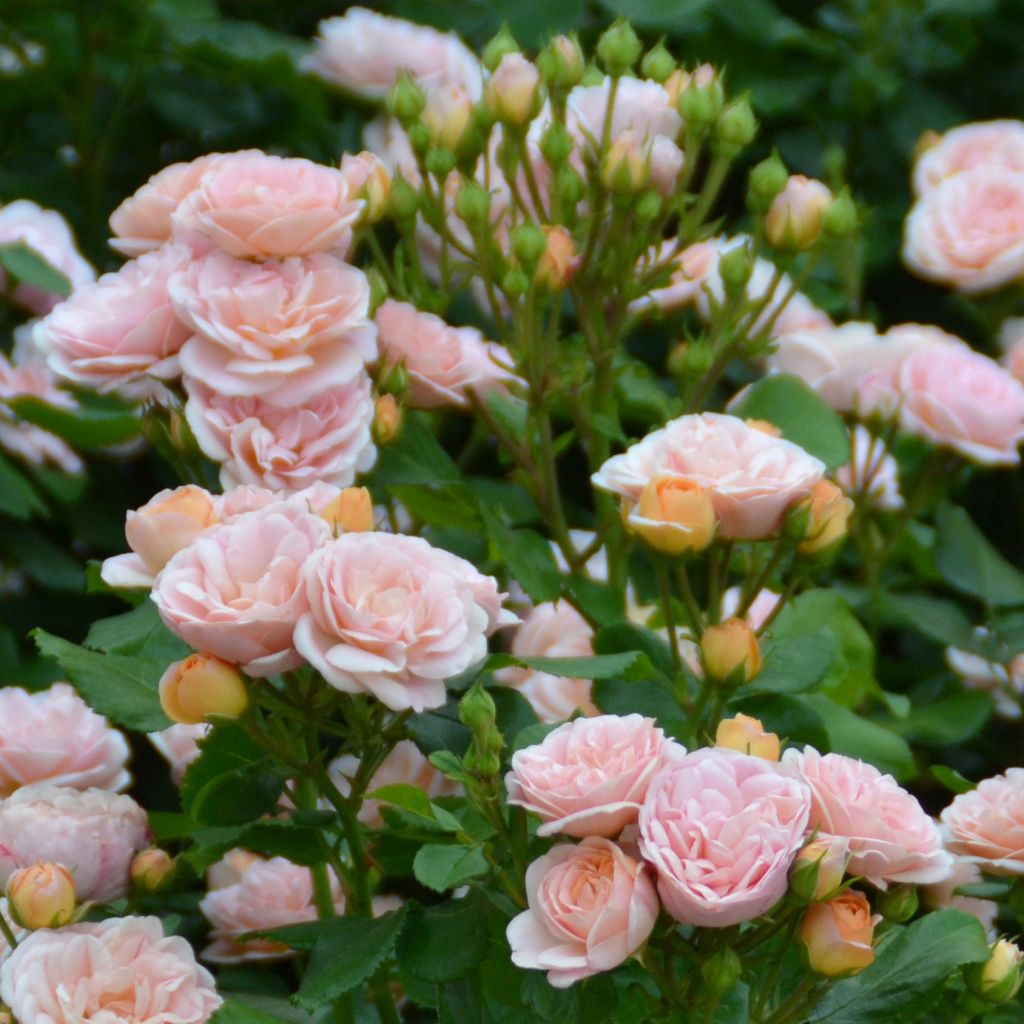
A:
[790,837,850,902]
[765,175,833,251]
[482,24,518,73]
[534,226,579,290]
[700,618,761,684]
[372,394,402,445]
[340,151,390,224]
[625,475,716,556]
[875,883,918,923]
[601,131,651,195]
[320,487,374,534]
[6,863,76,930]
[595,19,642,77]
[486,53,542,127]
[536,34,585,89]
[130,848,176,894]
[421,84,474,152]
[797,480,854,555]
[967,939,1024,1003]
[715,714,779,760]
[800,890,880,976]
[159,654,248,725]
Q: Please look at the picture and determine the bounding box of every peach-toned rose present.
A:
[102,484,220,590]
[172,153,363,260]
[328,739,461,828]
[592,412,825,540]
[5,862,77,930]
[904,167,1024,293]
[0,785,150,904]
[304,7,484,100]
[639,748,810,926]
[765,175,833,250]
[700,618,761,682]
[171,250,375,407]
[797,480,853,555]
[375,300,521,409]
[800,890,880,976]
[922,857,998,937]
[495,600,598,724]
[184,373,376,494]
[0,683,130,796]
[895,342,1024,465]
[0,915,222,1023]
[720,586,780,632]
[506,837,658,988]
[294,533,513,712]
[148,723,209,786]
[941,769,1024,874]
[152,503,330,677]
[159,654,248,725]
[715,714,780,760]
[626,475,717,555]
[835,425,903,511]
[506,714,685,838]
[913,120,1024,195]
[784,747,953,887]
[0,200,94,314]
[34,243,191,399]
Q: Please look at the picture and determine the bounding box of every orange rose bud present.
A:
[765,174,833,250]
[800,890,879,977]
[790,837,850,902]
[715,713,780,760]
[124,485,220,576]
[798,480,854,555]
[320,487,374,534]
[626,475,716,556]
[130,848,176,894]
[6,863,76,930]
[159,653,248,725]
[372,393,402,445]
[700,618,761,684]
[534,226,579,290]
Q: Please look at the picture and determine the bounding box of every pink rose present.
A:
[592,412,825,540]
[495,600,598,724]
[148,723,209,786]
[152,503,330,677]
[172,153,363,259]
[102,484,221,590]
[507,837,658,988]
[0,200,95,314]
[375,300,521,409]
[567,78,681,152]
[895,343,1024,465]
[783,747,953,888]
[295,533,513,711]
[0,683,130,796]
[506,714,685,838]
[720,587,781,632]
[923,857,998,937]
[0,785,150,903]
[0,916,222,1024]
[913,120,1024,195]
[835,425,903,511]
[184,373,376,493]
[305,7,484,100]
[941,769,1024,874]
[171,251,376,406]
[903,167,1024,293]
[639,748,810,927]
[34,243,191,399]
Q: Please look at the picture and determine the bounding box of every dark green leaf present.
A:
[481,509,562,603]
[803,694,914,779]
[893,692,992,746]
[745,629,838,694]
[85,601,190,662]
[10,394,141,449]
[0,453,47,521]
[931,765,975,794]
[0,242,71,296]
[413,843,490,892]
[373,413,460,485]
[209,999,286,1024]
[483,650,656,680]
[397,893,489,982]
[878,593,977,650]
[935,504,1024,608]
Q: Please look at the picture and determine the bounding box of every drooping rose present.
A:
[941,769,1024,874]
[913,120,1024,195]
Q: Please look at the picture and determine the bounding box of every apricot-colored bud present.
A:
[130,848,175,893]
[159,653,248,725]
[486,53,542,126]
[124,485,219,577]
[968,939,1024,1003]
[6,863,76,930]
[765,174,833,250]
[800,890,879,977]
[626,475,716,556]
[700,618,761,683]
[715,713,780,760]
[744,418,782,437]
[790,837,850,902]
[600,130,650,194]
[320,487,374,534]
[798,480,854,555]
[372,393,402,445]
[421,84,474,152]
[534,226,579,290]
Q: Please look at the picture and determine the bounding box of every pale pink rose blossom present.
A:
[567,78,681,151]
[835,425,904,511]
[946,645,1024,720]
[922,857,998,937]
[171,250,376,407]
[0,785,150,903]
[152,503,330,677]
[639,748,810,926]
[184,373,376,494]
[0,684,130,796]
[148,723,209,786]
[495,600,599,724]
[941,769,1024,874]
[783,747,953,887]
[328,739,461,828]
[305,7,484,100]
[214,482,345,521]
[903,167,1024,293]
[0,915,222,1024]
[34,243,191,399]
[0,200,95,314]
[294,533,514,712]
[592,412,825,540]
[172,153,364,259]
[506,714,685,838]
[720,587,781,632]
[506,837,658,988]
[913,120,1024,195]
[375,299,521,409]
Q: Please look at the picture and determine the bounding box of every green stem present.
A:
[0,908,18,949]
[752,917,800,1020]
[764,976,820,1024]
[676,562,705,639]
[657,562,683,672]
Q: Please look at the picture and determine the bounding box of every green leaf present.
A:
[85,601,190,662]
[0,242,71,297]
[594,622,676,678]
[934,504,1024,608]
[481,509,562,603]
[32,629,170,731]
[186,818,332,872]
[413,843,490,892]
[803,694,915,779]
[0,526,83,591]
[483,650,656,681]
[10,394,141,449]
[931,765,975,794]
[808,910,991,1023]
[729,374,849,469]
[0,452,47,521]
[370,783,463,832]
[893,691,992,746]
[597,0,714,30]
[745,629,838,694]
[396,893,489,982]
[209,999,286,1024]
[878,593,977,650]
[373,413,460,485]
